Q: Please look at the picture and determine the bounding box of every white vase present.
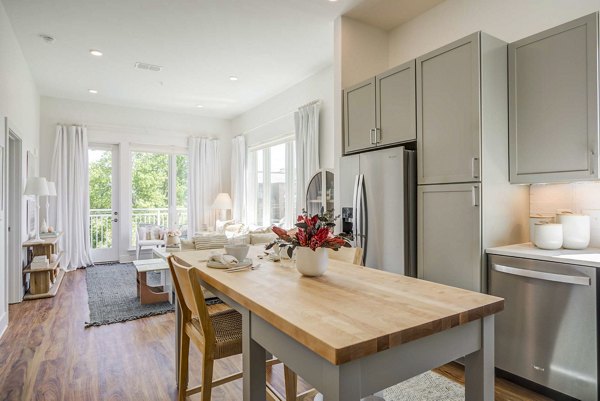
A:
[296,247,328,277]
[40,219,48,233]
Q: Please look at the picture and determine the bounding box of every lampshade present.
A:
[24,177,50,196]
[212,192,232,209]
[46,181,57,196]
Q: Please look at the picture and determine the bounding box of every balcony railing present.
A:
[89,208,188,249]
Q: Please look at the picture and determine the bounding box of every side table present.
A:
[22,233,64,300]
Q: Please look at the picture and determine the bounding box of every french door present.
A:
[88,144,120,262]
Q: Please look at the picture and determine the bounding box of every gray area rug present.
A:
[382,371,464,401]
[313,371,464,401]
[85,262,174,327]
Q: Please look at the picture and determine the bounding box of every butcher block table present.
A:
[175,247,503,401]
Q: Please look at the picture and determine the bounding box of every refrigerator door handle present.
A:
[352,175,360,247]
[358,174,367,259]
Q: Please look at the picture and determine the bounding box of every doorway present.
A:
[7,122,23,304]
[88,144,120,263]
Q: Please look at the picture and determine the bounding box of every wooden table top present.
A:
[175,247,504,365]
[23,233,63,247]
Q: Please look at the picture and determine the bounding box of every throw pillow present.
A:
[216,219,235,233]
[193,235,212,250]
[250,233,277,245]
[193,234,230,250]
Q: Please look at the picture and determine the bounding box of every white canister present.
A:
[558,214,590,250]
[529,214,555,243]
[533,223,563,250]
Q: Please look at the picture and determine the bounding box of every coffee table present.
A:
[132,259,172,304]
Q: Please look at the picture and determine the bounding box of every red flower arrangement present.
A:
[266,209,351,258]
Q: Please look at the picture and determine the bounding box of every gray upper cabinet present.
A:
[417,183,482,292]
[417,33,482,185]
[344,78,376,154]
[509,13,599,184]
[343,60,416,154]
[376,60,416,147]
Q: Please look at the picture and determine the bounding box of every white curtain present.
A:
[188,137,220,235]
[295,101,320,213]
[231,136,246,222]
[50,125,93,270]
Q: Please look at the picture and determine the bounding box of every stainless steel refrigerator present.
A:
[339,147,416,276]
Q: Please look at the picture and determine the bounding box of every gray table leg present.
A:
[243,311,266,401]
[464,315,495,401]
[321,361,362,401]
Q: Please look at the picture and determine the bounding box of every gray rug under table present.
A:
[382,371,464,401]
[85,262,174,327]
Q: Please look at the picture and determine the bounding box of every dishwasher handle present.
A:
[492,263,591,286]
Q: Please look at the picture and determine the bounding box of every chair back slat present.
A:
[328,247,364,266]
[167,255,213,338]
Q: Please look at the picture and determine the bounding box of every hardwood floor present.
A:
[0,268,550,401]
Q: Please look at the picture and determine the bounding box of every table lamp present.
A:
[24,177,50,242]
[212,192,232,221]
[42,181,57,233]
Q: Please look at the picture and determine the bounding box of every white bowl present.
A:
[224,244,249,261]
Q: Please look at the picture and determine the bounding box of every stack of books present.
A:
[40,231,60,238]
[166,244,181,252]
[31,255,49,270]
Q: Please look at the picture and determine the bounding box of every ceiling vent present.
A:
[134,62,163,72]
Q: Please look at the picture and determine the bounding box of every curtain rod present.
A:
[299,99,321,109]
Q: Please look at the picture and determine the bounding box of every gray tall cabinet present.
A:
[416,32,529,292]
[509,13,599,184]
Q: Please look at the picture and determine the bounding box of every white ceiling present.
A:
[2,0,441,119]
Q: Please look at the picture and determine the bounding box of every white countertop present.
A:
[486,243,600,268]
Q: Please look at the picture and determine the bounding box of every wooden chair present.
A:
[168,255,298,401]
[328,247,363,266]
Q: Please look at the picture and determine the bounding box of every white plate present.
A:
[207,258,253,269]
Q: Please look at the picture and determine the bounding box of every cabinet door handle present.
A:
[369,129,376,145]
[471,157,480,179]
[375,128,381,144]
[472,186,480,207]
[590,149,596,175]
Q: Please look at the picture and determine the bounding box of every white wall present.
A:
[340,17,389,88]
[230,66,335,169]
[388,0,599,66]
[39,96,232,261]
[0,1,40,335]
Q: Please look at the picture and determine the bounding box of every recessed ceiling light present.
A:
[88,89,98,94]
[229,76,239,81]
[196,105,204,108]
[89,49,103,57]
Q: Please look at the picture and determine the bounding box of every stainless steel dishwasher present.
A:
[488,254,597,401]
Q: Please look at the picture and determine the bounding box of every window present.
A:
[130,150,188,247]
[247,137,296,228]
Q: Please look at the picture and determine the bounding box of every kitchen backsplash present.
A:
[530,182,600,247]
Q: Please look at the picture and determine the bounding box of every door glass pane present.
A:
[176,154,188,237]
[89,149,113,249]
[270,143,286,225]
[131,151,169,247]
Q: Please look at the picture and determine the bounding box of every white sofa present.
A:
[179,221,277,250]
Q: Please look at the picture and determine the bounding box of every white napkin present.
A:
[209,254,239,267]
